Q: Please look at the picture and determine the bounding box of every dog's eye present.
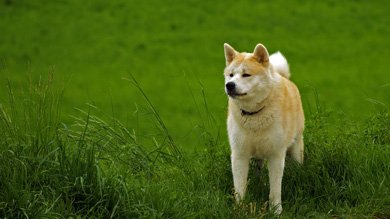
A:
[229,73,234,77]
[242,73,251,77]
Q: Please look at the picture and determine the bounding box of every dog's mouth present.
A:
[227,91,247,98]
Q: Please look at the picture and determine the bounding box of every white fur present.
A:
[228,94,287,215]
[269,51,290,78]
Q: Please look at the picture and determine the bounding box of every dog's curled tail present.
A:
[269,51,290,79]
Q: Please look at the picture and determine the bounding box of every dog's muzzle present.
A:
[226,82,236,91]
[226,82,246,97]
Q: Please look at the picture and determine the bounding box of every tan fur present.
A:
[224,43,304,214]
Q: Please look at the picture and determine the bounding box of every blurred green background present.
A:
[1,0,389,151]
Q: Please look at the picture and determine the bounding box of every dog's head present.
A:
[223,43,275,103]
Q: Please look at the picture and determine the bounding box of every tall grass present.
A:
[0,77,389,218]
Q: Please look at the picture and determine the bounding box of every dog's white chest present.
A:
[227,113,283,159]
[237,112,274,131]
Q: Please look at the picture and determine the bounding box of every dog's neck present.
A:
[239,96,268,116]
[240,105,265,116]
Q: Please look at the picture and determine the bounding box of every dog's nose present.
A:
[226,82,236,91]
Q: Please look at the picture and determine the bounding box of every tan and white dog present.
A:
[224,43,304,214]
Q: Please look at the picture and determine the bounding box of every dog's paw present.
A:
[270,203,282,216]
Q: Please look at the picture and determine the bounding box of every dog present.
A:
[224,43,304,214]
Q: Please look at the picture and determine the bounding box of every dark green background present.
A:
[1,0,389,150]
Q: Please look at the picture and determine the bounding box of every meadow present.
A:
[0,0,389,218]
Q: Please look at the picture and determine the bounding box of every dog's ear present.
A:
[253,44,269,65]
[224,43,237,65]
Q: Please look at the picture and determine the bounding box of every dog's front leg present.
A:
[231,154,250,202]
[267,155,285,214]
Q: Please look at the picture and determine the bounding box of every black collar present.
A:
[240,106,265,116]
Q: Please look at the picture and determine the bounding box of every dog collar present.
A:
[240,106,265,116]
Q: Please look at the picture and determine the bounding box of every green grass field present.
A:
[0,0,389,218]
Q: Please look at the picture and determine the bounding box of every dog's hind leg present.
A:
[288,135,304,164]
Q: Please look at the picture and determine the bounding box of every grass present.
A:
[1,0,389,149]
[0,79,388,218]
